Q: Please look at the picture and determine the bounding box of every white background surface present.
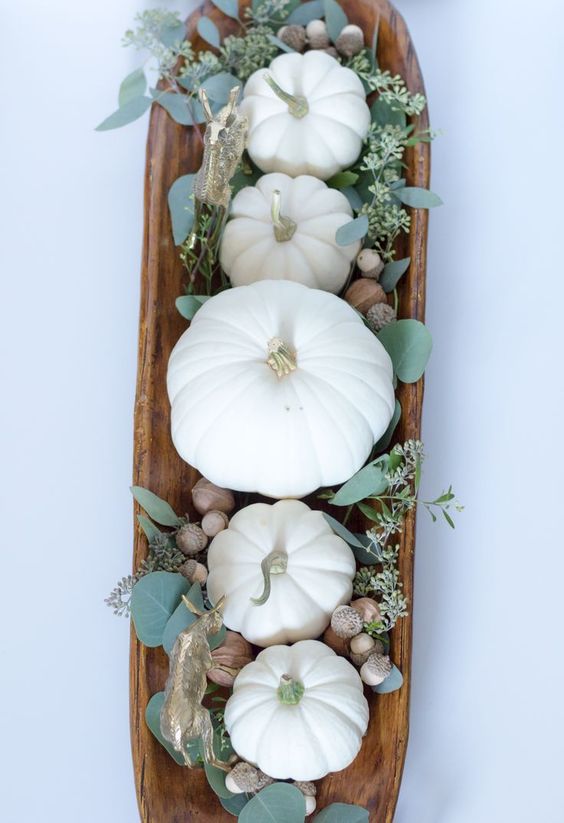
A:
[1,0,563,821]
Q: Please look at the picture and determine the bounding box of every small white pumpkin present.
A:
[224,639,369,780]
[206,500,356,647]
[220,173,359,293]
[241,51,371,179]
[167,280,395,499]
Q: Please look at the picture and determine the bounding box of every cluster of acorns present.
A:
[277,18,365,60]
[324,598,393,687]
[344,249,397,333]
[226,763,318,816]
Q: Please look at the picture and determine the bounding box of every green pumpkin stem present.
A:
[277,674,305,705]
[263,74,309,119]
[271,190,297,242]
[251,549,288,605]
[266,338,297,378]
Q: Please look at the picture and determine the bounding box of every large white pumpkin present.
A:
[241,51,371,179]
[224,640,369,780]
[167,280,395,499]
[220,173,360,293]
[206,500,356,647]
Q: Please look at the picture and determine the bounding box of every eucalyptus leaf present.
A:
[175,294,210,320]
[131,485,180,526]
[162,584,226,655]
[351,533,379,565]
[131,572,191,647]
[202,72,241,104]
[315,804,369,823]
[168,174,196,246]
[377,319,433,383]
[137,514,162,544]
[336,215,368,246]
[287,0,324,25]
[342,186,363,211]
[373,663,403,694]
[393,187,443,208]
[221,793,251,816]
[269,34,296,53]
[119,67,147,107]
[356,500,380,523]
[323,0,348,41]
[151,90,203,126]
[370,98,406,128]
[145,692,186,765]
[239,783,306,823]
[327,171,359,189]
[380,257,410,293]
[211,0,240,19]
[331,459,389,506]
[160,21,186,47]
[205,762,235,798]
[197,16,221,48]
[323,513,366,549]
[373,399,401,453]
[95,95,151,131]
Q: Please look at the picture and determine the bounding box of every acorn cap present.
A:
[225,762,274,794]
[201,509,229,537]
[175,522,208,556]
[349,632,376,656]
[294,781,317,797]
[360,653,393,686]
[331,605,364,639]
[277,24,307,52]
[306,19,330,49]
[335,24,364,57]
[357,248,384,279]
[366,302,397,333]
[178,559,208,584]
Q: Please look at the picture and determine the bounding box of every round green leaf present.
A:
[130,572,191,647]
[176,294,210,320]
[239,783,306,823]
[335,215,369,246]
[314,803,369,823]
[131,485,180,526]
[221,793,251,816]
[323,0,348,41]
[168,174,196,246]
[205,762,235,799]
[287,0,324,25]
[379,257,411,293]
[202,72,241,104]
[373,663,403,694]
[331,458,389,506]
[197,16,221,48]
[377,319,433,383]
[323,513,367,549]
[145,692,186,765]
[151,90,204,126]
[211,0,240,19]
[393,187,443,208]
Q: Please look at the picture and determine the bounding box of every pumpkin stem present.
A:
[277,674,305,705]
[250,549,288,606]
[266,338,297,378]
[263,74,309,119]
[271,190,297,242]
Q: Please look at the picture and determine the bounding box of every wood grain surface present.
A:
[130,1,430,820]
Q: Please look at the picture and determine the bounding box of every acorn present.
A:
[201,510,229,537]
[335,24,365,58]
[366,302,397,333]
[175,522,208,556]
[331,605,364,639]
[208,631,253,688]
[306,19,330,49]
[356,248,384,279]
[350,632,376,656]
[277,24,307,52]
[322,624,350,656]
[350,597,383,624]
[178,559,208,585]
[225,762,274,794]
[344,278,387,315]
[191,478,235,516]
[360,652,393,686]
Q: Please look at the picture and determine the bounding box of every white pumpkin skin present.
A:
[206,500,356,647]
[241,52,371,179]
[224,640,369,780]
[167,280,395,499]
[220,173,360,294]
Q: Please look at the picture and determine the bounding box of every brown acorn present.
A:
[178,559,208,585]
[344,278,387,315]
[191,478,235,516]
[350,597,383,624]
[175,522,208,556]
[208,631,253,687]
[322,624,350,657]
[201,510,229,537]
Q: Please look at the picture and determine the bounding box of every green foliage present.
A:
[373,399,401,453]
[336,215,369,246]
[377,319,433,383]
[168,174,196,245]
[330,458,389,506]
[393,187,443,209]
[130,571,191,647]
[131,485,181,526]
[211,0,240,20]
[176,294,210,320]
[315,804,369,823]
[373,664,403,694]
[145,691,187,765]
[323,0,348,41]
[96,96,151,131]
[221,793,251,816]
[239,783,306,823]
[162,582,226,654]
[380,257,410,293]
[323,513,367,549]
[220,25,279,80]
[119,67,147,106]
[151,89,204,125]
[328,171,359,189]
[287,0,324,25]
[197,16,221,49]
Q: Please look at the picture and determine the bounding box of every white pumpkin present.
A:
[220,173,359,293]
[167,280,395,499]
[206,500,356,647]
[241,51,371,179]
[224,639,369,780]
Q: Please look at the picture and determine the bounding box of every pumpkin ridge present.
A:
[308,110,365,144]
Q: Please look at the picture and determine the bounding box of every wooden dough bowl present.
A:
[131,1,429,820]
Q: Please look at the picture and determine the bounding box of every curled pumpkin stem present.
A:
[251,549,288,605]
[263,73,309,119]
